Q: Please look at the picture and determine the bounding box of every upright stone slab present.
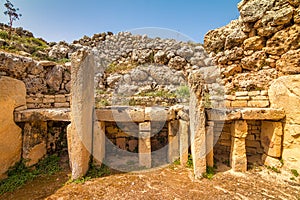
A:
[22,121,47,167]
[68,50,95,179]
[269,75,300,170]
[0,76,26,179]
[188,71,206,178]
[179,119,189,166]
[206,122,214,167]
[261,121,283,158]
[93,121,105,165]
[230,120,248,172]
[139,122,151,168]
[168,120,179,163]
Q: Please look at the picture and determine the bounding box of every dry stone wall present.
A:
[0,52,71,109]
[204,0,300,172]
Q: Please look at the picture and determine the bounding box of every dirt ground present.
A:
[2,162,299,200]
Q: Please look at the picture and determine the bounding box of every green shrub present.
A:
[186,154,193,168]
[0,31,9,40]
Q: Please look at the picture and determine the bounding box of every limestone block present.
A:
[93,121,105,165]
[25,142,47,167]
[230,137,247,172]
[22,121,47,166]
[269,75,300,170]
[206,124,214,167]
[262,154,282,168]
[116,138,126,150]
[168,121,179,163]
[247,100,270,108]
[96,107,145,122]
[261,121,282,158]
[265,24,300,55]
[241,108,285,120]
[276,49,300,74]
[0,76,26,179]
[67,123,90,180]
[179,120,189,166]
[139,129,151,168]
[68,49,94,179]
[231,100,248,107]
[231,120,248,138]
[14,108,70,122]
[145,107,167,122]
[189,90,206,178]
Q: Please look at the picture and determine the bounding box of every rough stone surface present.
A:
[239,0,276,23]
[0,76,26,179]
[14,108,70,122]
[231,120,248,138]
[261,121,283,158]
[168,120,179,163]
[262,154,282,168]
[264,24,300,55]
[68,49,95,179]
[179,120,189,166]
[276,49,300,74]
[22,121,47,166]
[139,122,151,168]
[269,75,300,170]
[230,137,247,172]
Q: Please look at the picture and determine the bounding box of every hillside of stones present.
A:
[204,0,300,94]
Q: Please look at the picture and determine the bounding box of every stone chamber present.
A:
[1,0,300,181]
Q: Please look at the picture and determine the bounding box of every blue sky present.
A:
[0,0,240,43]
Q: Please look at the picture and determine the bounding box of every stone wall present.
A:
[204,0,300,171]
[0,52,71,109]
[92,32,219,108]
[204,0,300,94]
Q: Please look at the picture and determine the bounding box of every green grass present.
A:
[173,159,181,166]
[202,166,215,180]
[175,85,190,99]
[267,166,281,173]
[70,163,111,184]
[0,155,61,195]
[138,90,176,98]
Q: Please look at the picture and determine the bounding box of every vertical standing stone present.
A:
[68,50,94,179]
[206,121,214,167]
[22,121,47,167]
[230,120,248,172]
[93,121,105,165]
[261,121,283,158]
[139,122,151,168]
[179,119,189,166]
[189,70,206,179]
[0,77,26,179]
[168,120,179,163]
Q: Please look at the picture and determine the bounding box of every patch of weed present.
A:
[291,169,299,177]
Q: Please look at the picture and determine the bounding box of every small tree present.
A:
[4,0,22,36]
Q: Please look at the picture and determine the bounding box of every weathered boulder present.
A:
[48,43,71,60]
[0,76,26,179]
[46,66,64,92]
[276,49,300,74]
[269,75,300,170]
[243,36,265,51]
[264,24,300,55]
[241,51,267,71]
[238,0,276,23]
